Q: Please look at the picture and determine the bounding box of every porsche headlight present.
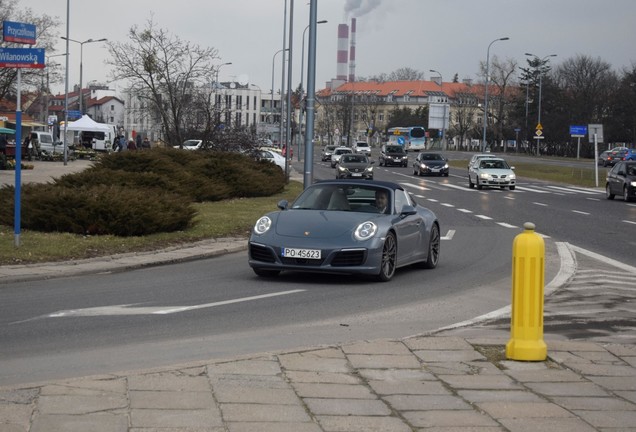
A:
[354,221,377,241]
[253,216,272,235]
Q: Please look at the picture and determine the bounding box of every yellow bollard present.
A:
[506,222,547,361]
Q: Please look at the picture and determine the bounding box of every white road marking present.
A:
[497,222,518,229]
[514,185,551,193]
[457,208,473,213]
[569,244,636,274]
[572,210,590,215]
[441,203,454,207]
[623,220,636,225]
[533,202,548,206]
[553,185,604,195]
[441,230,455,240]
[475,215,492,220]
[40,289,307,319]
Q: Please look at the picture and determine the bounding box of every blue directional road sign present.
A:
[570,125,587,137]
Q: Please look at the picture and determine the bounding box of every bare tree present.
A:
[107,16,219,147]
[448,89,480,150]
[388,67,425,81]
[479,55,518,150]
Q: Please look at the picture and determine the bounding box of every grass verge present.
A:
[0,181,303,265]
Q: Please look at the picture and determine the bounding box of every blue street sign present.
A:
[67,110,82,120]
[570,125,587,136]
[0,47,44,69]
[2,21,36,45]
[397,136,405,145]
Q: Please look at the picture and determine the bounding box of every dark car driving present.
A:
[606,161,636,202]
[412,152,449,177]
[379,144,408,167]
[336,153,375,180]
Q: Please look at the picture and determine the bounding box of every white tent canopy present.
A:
[66,115,111,133]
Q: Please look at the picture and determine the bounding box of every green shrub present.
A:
[1,183,194,236]
[0,149,286,236]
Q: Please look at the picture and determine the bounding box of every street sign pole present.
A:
[594,133,599,188]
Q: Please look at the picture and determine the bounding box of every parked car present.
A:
[379,144,408,167]
[174,139,203,150]
[257,149,286,171]
[248,180,440,281]
[353,141,371,156]
[330,146,353,168]
[605,161,636,202]
[468,157,516,190]
[30,131,60,156]
[321,145,337,161]
[336,153,375,180]
[413,152,449,177]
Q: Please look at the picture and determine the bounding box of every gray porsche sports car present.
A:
[248,180,440,281]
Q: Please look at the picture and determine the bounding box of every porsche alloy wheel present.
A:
[377,232,397,282]
[422,223,440,269]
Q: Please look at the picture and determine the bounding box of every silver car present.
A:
[468,157,516,190]
[330,147,353,168]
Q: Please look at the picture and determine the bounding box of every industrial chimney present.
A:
[336,23,349,81]
[348,18,356,82]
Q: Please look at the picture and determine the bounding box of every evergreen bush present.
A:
[0,149,286,236]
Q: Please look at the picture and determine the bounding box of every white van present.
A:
[30,131,61,155]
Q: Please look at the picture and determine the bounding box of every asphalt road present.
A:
[1,152,634,386]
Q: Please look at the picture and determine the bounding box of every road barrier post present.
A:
[506,222,547,361]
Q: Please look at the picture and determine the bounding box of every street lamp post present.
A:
[214,62,232,85]
[43,53,67,126]
[298,19,327,161]
[525,53,557,156]
[481,37,509,152]
[271,48,288,129]
[429,69,447,150]
[60,36,107,115]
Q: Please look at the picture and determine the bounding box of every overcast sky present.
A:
[18,0,636,95]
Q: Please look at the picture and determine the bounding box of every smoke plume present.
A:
[344,0,381,18]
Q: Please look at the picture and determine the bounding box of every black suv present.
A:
[379,144,408,167]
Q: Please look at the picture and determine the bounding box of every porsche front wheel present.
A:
[377,232,397,282]
[422,223,440,269]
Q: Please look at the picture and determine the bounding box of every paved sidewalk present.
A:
[1,334,635,431]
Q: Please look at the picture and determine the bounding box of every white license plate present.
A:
[352,173,362,177]
[282,248,321,259]
[431,167,440,172]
